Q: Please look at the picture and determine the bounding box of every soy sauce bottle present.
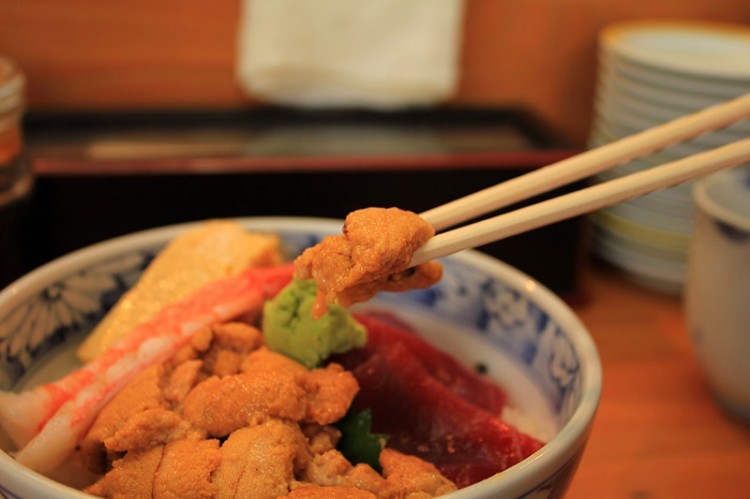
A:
[0,56,33,289]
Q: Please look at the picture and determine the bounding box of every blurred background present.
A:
[2,0,749,143]
[1,0,749,294]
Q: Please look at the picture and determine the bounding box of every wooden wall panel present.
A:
[1,0,749,145]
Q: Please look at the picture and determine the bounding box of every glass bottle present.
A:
[0,56,33,288]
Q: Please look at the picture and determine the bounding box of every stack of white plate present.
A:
[588,20,750,294]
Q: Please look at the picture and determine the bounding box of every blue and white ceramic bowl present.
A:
[0,217,602,498]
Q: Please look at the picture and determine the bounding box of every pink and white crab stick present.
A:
[0,263,294,473]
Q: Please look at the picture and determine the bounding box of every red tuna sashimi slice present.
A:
[349,311,507,414]
[2,263,294,471]
[338,326,544,488]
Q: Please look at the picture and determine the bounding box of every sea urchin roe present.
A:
[294,207,442,318]
[81,321,457,498]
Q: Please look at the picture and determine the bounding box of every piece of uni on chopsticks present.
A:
[77,220,282,362]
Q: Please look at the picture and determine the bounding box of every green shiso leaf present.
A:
[335,406,388,472]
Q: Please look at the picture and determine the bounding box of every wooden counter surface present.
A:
[565,261,750,498]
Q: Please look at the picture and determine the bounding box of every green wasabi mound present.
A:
[262,278,367,369]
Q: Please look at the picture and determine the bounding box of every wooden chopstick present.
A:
[420,93,750,232]
[411,96,750,267]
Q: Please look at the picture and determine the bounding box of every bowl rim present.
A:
[693,168,750,233]
[443,244,601,498]
[0,216,602,498]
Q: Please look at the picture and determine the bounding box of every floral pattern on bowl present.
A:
[0,251,157,391]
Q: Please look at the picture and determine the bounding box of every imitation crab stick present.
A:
[0,263,294,472]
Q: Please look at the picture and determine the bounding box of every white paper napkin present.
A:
[236,0,466,109]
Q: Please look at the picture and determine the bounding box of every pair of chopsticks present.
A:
[410,93,750,267]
